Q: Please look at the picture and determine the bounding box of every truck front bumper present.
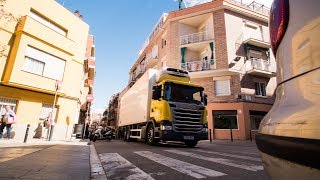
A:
[159,130,208,142]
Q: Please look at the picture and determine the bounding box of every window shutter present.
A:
[215,80,230,96]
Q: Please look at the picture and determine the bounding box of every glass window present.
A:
[214,80,230,96]
[164,83,204,105]
[255,82,266,96]
[29,11,67,36]
[250,111,267,130]
[213,110,238,129]
[24,46,65,81]
[22,57,45,76]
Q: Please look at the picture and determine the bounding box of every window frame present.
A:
[214,79,231,96]
[255,82,267,97]
[22,56,45,76]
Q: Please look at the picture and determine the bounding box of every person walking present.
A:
[0,115,6,139]
[45,112,52,140]
[4,105,16,139]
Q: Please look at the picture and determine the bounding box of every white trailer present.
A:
[118,69,157,127]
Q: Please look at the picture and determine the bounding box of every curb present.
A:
[90,143,107,180]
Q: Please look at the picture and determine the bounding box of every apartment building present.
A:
[78,35,96,125]
[105,93,119,127]
[0,0,89,140]
[127,0,276,140]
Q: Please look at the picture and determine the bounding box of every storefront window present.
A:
[0,97,17,117]
[213,110,238,129]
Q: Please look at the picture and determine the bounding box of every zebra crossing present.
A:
[98,148,264,180]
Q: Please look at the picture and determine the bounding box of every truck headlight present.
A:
[201,127,208,132]
[160,125,172,130]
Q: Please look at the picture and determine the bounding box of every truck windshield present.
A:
[164,83,204,105]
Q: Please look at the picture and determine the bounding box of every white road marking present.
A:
[194,149,261,162]
[165,150,264,171]
[99,153,154,180]
[134,151,226,179]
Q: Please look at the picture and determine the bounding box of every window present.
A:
[0,97,17,116]
[39,104,57,120]
[250,111,267,130]
[23,46,65,81]
[214,80,230,96]
[152,45,158,58]
[213,110,238,129]
[22,57,45,76]
[162,39,167,48]
[29,10,67,36]
[255,82,266,97]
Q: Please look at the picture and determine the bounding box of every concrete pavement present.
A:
[0,139,91,180]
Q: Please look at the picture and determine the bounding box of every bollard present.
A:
[209,129,212,143]
[249,129,252,142]
[49,125,54,141]
[24,124,30,143]
[230,128,233,142]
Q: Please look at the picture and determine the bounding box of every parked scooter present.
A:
[90,127,113,142]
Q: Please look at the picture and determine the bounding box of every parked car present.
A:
[255,0,320,179]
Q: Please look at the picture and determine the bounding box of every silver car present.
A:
[255,0,320,179]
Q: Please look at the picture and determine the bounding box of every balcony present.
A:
[145,53,158,69]
[243,32,270,49]
[133,65,145,80]
[84,79,94,87]
[180,31,212,46]
[246,58,276,77]
[226,0,270,15]
[17,16,76,55]
[181,59,215,72]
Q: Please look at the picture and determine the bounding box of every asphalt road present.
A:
[94,140,268,180]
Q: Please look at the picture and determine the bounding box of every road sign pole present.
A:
[49,80,60,141]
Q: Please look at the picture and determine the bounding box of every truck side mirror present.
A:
[204,94,208,105]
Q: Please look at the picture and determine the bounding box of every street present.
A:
[94,140,267,180]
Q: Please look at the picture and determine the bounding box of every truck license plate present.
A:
[183,136,194,140]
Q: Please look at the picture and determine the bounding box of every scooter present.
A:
[91,128,113,142]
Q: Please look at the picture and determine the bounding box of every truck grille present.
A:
[172,107,203,133]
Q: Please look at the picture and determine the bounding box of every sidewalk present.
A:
[0,138,92,180]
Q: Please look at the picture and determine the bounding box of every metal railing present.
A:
[133,64,145,79]
[227,0,270,15]
[180,31,212,45]
[248,58,271,71]
[181,59,215,72]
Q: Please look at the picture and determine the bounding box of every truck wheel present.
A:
[185,140,198,147]
[147,125,155,145]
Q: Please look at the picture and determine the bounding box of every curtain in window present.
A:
[181,47,186,63]
[23,57,45,75]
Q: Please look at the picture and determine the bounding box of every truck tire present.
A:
[185,140,198,147]
[146,124,156,145]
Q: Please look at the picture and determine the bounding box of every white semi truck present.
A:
[118,67,208,147]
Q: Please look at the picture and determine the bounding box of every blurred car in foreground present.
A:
[255,0,320,179]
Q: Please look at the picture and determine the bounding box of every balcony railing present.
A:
[133,65,145,79]
[181,59,215,72]
[180,31,212,45]
[247,58,271,72]
[227,0,270,15]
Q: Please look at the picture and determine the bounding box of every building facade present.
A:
[105,93,119,127]
[127,0,276,140]
[0,0,89,140]
[78,35,96,125]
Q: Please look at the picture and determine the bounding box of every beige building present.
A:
[0,0,89,140]
[127,0,276,140]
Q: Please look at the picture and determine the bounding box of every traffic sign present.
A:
[86,94,94,103]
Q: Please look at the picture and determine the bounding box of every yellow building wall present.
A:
[0,0,89,140]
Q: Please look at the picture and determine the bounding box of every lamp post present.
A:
[48,80,61,141]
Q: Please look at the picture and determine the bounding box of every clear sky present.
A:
[56,0,272,113]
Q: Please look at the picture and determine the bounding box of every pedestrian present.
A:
[3,105,16,139]
[45,112,52,139]
[0,115,5,139]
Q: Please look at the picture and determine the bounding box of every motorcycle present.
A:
[90,128,113,142]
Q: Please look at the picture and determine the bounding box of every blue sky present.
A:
[56,0,272,113]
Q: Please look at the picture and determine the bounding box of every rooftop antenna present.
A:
[178,0,183,10]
